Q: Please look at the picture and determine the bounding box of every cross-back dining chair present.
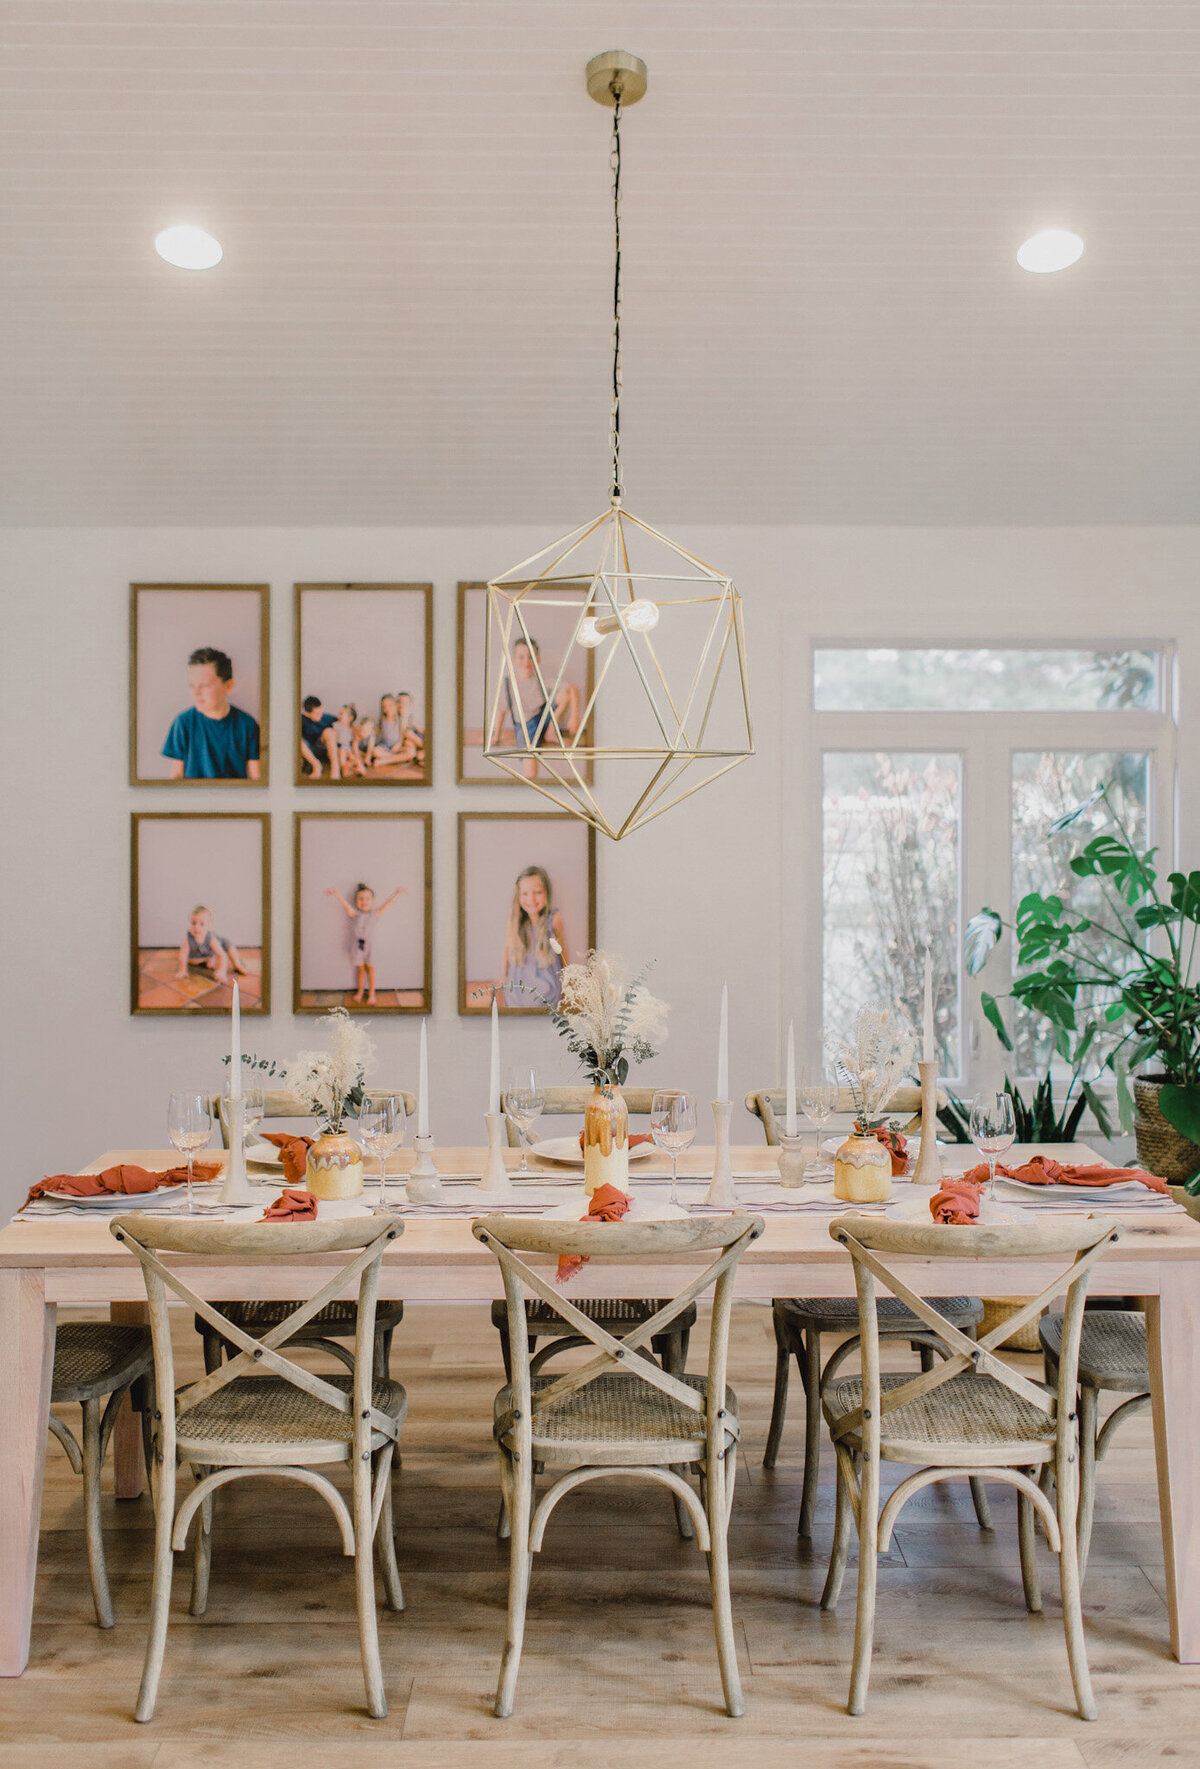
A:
[199,1087,413,1378]
[820,1213,1120,1721]
[474,1212,764,1720]
[111,1211,407,1723]
[744,1089,986,1536]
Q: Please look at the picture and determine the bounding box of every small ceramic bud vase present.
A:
[305,1129,364,1200]
[777,1133,807,1188]
[832,1133,893,1203]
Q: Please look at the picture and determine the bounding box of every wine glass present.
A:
[969,1091,1017,1202]
[220,1084,264,1155]
[167,1091,212,1216]
[798,1078,839,1173]
[650,1090,698,1206]
[359,1094,407,1210]
[504,1070,545,1175]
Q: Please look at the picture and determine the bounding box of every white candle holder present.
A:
[777,1132,807,1188]
[406,1134,443,1204]
[218,1099,256,1206]
[478,1113,516,1199]
[910,1060,943,1187]
[705,1099,737,1208]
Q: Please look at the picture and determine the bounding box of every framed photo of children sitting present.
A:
[458,811,596,1015]
[293,812,432,1014]
[456,581,595,785]
[131,812,270,1014]
[130,583,269,784]
[295,583,432,787]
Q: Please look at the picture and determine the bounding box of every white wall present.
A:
[3,524,1199,1212]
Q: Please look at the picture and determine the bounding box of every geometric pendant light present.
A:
[483,52,754,841]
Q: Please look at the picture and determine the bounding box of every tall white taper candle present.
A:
[717,983,729,1102]
[785,1019,797,1137]
[489,993,501,1116]
[922,947,934,1064]
[231,980,242,1098]
[417,1020,429,1139]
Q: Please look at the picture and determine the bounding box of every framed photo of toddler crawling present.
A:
[294,583,433,787]
[131,813,271,1014]
[293,813,432,1014]
[458,811,595,1015]
[130,583,269,785]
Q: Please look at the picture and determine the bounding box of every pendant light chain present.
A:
[608,90,623,505]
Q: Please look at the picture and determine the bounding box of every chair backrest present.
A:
[110,1212,405,1467]
[826,1213,1121,1453]
[501,1084,669,1148]
[746,1085,941,1147]
[473,1214,763,1453]
[209,1088,417,1148]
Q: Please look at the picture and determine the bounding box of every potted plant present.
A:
[965,783,1200,1193]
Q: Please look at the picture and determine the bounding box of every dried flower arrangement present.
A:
[281,1007,376,1134]
[548,950,668,1088]
[826,1005,916,1132]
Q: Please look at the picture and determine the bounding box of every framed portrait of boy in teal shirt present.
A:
[131,584,269,785]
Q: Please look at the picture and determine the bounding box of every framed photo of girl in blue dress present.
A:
[456,582,594,785]
[458,812,596,1015]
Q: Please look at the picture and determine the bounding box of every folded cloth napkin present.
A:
[930,1177,983,1225]
[556,1182,632,1283]
[262,1133,315,1185]
[872,1126,909,1176]
[259,1188,318,1222]
[575,1131,655,1154]
[26,1162,220,1208]
[963,1155,1168,1195]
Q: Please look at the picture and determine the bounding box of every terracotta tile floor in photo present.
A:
[137,948,263,1011]
[299,989,426,1010]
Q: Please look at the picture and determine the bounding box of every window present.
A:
[808,646,1173,1093]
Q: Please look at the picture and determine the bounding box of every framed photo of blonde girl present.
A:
[458,812,596,1015]
[293,812,432,1014]
[294,583,432,787]
[456,581,595,785]
[131,813,270,1015]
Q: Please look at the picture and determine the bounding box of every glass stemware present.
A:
[797,1078,839,1173]
[167,1091,212,1216]
[220,1084,264,1155]
[969,1090,1017,1202]
[359,1093,407,1211]
[504,1070,545,1175]
[650,1090,698,1206]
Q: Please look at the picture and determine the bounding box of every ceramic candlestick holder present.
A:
[777,1132,807,1188]
[406,1134,443,1204]
[478,1113,515,1199]
[910,1061,943,1187]
[705,1099,737,1208]
[218,1098,256,1206]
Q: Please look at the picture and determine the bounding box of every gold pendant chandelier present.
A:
[483,52,753,842]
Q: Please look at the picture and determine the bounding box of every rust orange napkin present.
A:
[930,1177,983,1225]
[259,1188,318,1222]
[27,1162,220,1209]
[873,1126,909,1175]
[262,1133,315,1185]
[556,1182,632,1284]
[962,1156,1168,1195]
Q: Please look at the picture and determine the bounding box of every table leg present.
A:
[0,1269,55,1675]
[110,1301,149,1500]
[1146,1268,1200,1662]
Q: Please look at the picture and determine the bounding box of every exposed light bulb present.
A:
[1017,228,1084,274]
[625,598,660,632]
[155,225,224,270]
[577,617,604,648]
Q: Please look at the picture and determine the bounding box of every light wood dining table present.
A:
[2,1142,1198,1678]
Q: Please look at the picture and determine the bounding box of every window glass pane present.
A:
[823,752,961,1076]
[814,648,1160,713]
[1010,752,1150,1078]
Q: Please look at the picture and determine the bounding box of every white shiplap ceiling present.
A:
[2,1,1199,525]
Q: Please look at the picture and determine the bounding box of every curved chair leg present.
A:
[763,1311,791,1470]
[375,1448,404,1612]
[847,1449,880,1716]
[659,1331,695,1542]
[135,1448,177,1722]
[81,1398,115,1630]
[799,1327,823,1537]
[1018,1477,1043,1614]
[1076,1384,1099,1583]
[706,1450,745,1717]
[353,1449,387,1718]
[188,1466,213,1617]
[820,1454,853,1611]
[495,1445,533,1718]
[969,1476,993,1531]
[1056,1433,1097,1721]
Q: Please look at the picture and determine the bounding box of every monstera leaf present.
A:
[964,909,1003,975]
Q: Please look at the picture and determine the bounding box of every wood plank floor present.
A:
[11,1301,1200,1769]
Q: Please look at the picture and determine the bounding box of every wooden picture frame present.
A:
[458,811,596,1015]
[293,812,432,1014]
[130,583,269,786]
[456,580,595,785]
[131,812,271,1015]
[294,583,433,787]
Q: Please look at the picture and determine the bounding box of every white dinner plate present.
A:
[542,1198,688,1222]
[530,1137,656,1166]
[246,1143,284,1167]
[42,1183,187,1210]
[884,1195,1029,1225]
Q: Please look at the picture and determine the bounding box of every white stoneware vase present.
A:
[832,1133,893,1203]
[305,1129,364,1200]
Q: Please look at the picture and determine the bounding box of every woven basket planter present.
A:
[979,1297,1043,1353]
[1133,1077,1200,1184]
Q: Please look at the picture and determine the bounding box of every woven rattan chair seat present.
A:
[826,1369,1057,1460]
[494,1371,737,1464]
[777,1295,983,1333]
[52,1322,153,1405]
[1039,1309,1148,1393]
[201,1298,404,1336]
[490,1297,697,1336]
[176,1374,406,1462]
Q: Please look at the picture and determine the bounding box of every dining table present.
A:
[2,1140,1198,1680]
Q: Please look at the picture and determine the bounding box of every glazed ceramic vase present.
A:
[832,1133,892,1203]
[305,1128,364,1199]
[583,1085,630,1196]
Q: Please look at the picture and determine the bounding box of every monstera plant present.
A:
[965,784,1200,1187]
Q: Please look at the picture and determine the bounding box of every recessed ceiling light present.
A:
[1017,228,1084,274]
[155,225,223,270]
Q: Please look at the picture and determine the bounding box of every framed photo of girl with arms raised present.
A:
[458,811,596,1015]
[293,812,432,1014]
